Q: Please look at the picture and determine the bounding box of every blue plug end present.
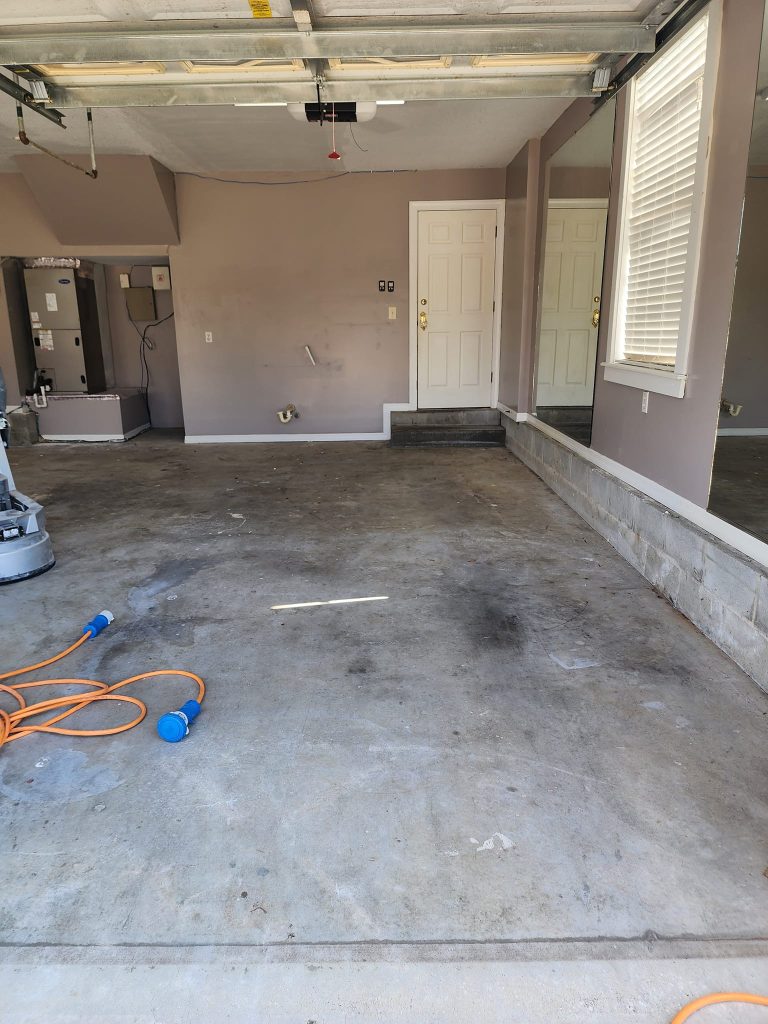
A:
[157,700,201,743]
[83,610,114,639]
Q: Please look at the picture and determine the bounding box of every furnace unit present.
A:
[23,265,106,393]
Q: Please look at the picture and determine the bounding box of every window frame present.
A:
[602,2,722,399]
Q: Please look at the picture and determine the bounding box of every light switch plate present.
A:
[119,273,130,289]
[388,306,397,320]
[205,331,214,344]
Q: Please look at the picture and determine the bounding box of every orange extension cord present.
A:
[0,630,205,749]
[671,994,768,1022]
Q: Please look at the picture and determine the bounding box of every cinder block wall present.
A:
[504,417,768,692]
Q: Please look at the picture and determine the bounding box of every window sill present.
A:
[602,362,687,398]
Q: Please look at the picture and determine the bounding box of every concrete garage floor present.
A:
[1,434,767,1023]
[710,436,768,544]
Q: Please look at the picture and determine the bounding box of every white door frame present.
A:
[409,199,505,410]
[534,197,609,408]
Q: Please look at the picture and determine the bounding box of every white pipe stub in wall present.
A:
[720,398,743,417]
[277,403,298,424]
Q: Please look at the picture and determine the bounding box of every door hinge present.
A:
[491,371,494,382]
[495,225,498,237]
[493,300,496,312]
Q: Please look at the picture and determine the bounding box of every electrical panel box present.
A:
[23,267,106,394]
[126,286,157,322]
[151,266,171,291]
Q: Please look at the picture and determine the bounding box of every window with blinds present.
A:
[607,8,717,393]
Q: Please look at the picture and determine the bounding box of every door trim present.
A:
[534,198,609,410]
[408,199,505,410]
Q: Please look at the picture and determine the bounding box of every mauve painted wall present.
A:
[15,155,179,246]
[589,0,764,506]
[719,174,768,429]
[0,173,170,261]
[499,141,541,413]
[549,167,610,200]
[169,169,504,436]
[498,148,528,410]
[0,173,176,411]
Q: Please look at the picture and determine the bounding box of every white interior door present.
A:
[417,209,497,408]
[537,205,607,407]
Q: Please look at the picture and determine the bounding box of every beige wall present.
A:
[719,175,768,429]
[105,266,183,429]
[169,169,504,436]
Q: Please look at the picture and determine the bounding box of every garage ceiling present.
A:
[0,0,689,173]
[0,95,570,173]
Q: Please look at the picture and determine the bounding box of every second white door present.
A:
[537,204,607,407]
[417,208,497,409]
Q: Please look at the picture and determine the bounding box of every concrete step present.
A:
[536,406,593,427]
[391,408,501,427]
[390,424,506,447]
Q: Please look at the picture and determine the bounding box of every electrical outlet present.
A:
[641,390,649,414]
[388,306,397,320]
[205,331,214,344]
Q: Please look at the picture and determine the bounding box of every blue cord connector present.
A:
[83,610,114,639]
[157,700,201,743]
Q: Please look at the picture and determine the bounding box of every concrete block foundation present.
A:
[503,416,768,693]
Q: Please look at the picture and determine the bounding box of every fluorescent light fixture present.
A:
[233,102,288,107]
[271,596,389,610]
[376,100,406,105]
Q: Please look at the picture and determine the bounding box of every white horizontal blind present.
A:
[618,13,710,368]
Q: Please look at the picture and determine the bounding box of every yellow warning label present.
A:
[248,0,272,16]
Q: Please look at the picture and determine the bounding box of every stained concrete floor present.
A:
[710,435,768,543]
[1,434,767,1022]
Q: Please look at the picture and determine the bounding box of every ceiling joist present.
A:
[0,22,654,66]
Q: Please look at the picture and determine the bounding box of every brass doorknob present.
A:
[419,310,428,331]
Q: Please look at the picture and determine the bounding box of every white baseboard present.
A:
[509,412,768,570]
[185,402,413,444]
[495,401,525,422]
[41,423,150,443]
[717,427,768,436]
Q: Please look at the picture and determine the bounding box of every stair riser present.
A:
[391,409,501,427]
[391,426,506,447]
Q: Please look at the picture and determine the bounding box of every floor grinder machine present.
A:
[0,368,55,583]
